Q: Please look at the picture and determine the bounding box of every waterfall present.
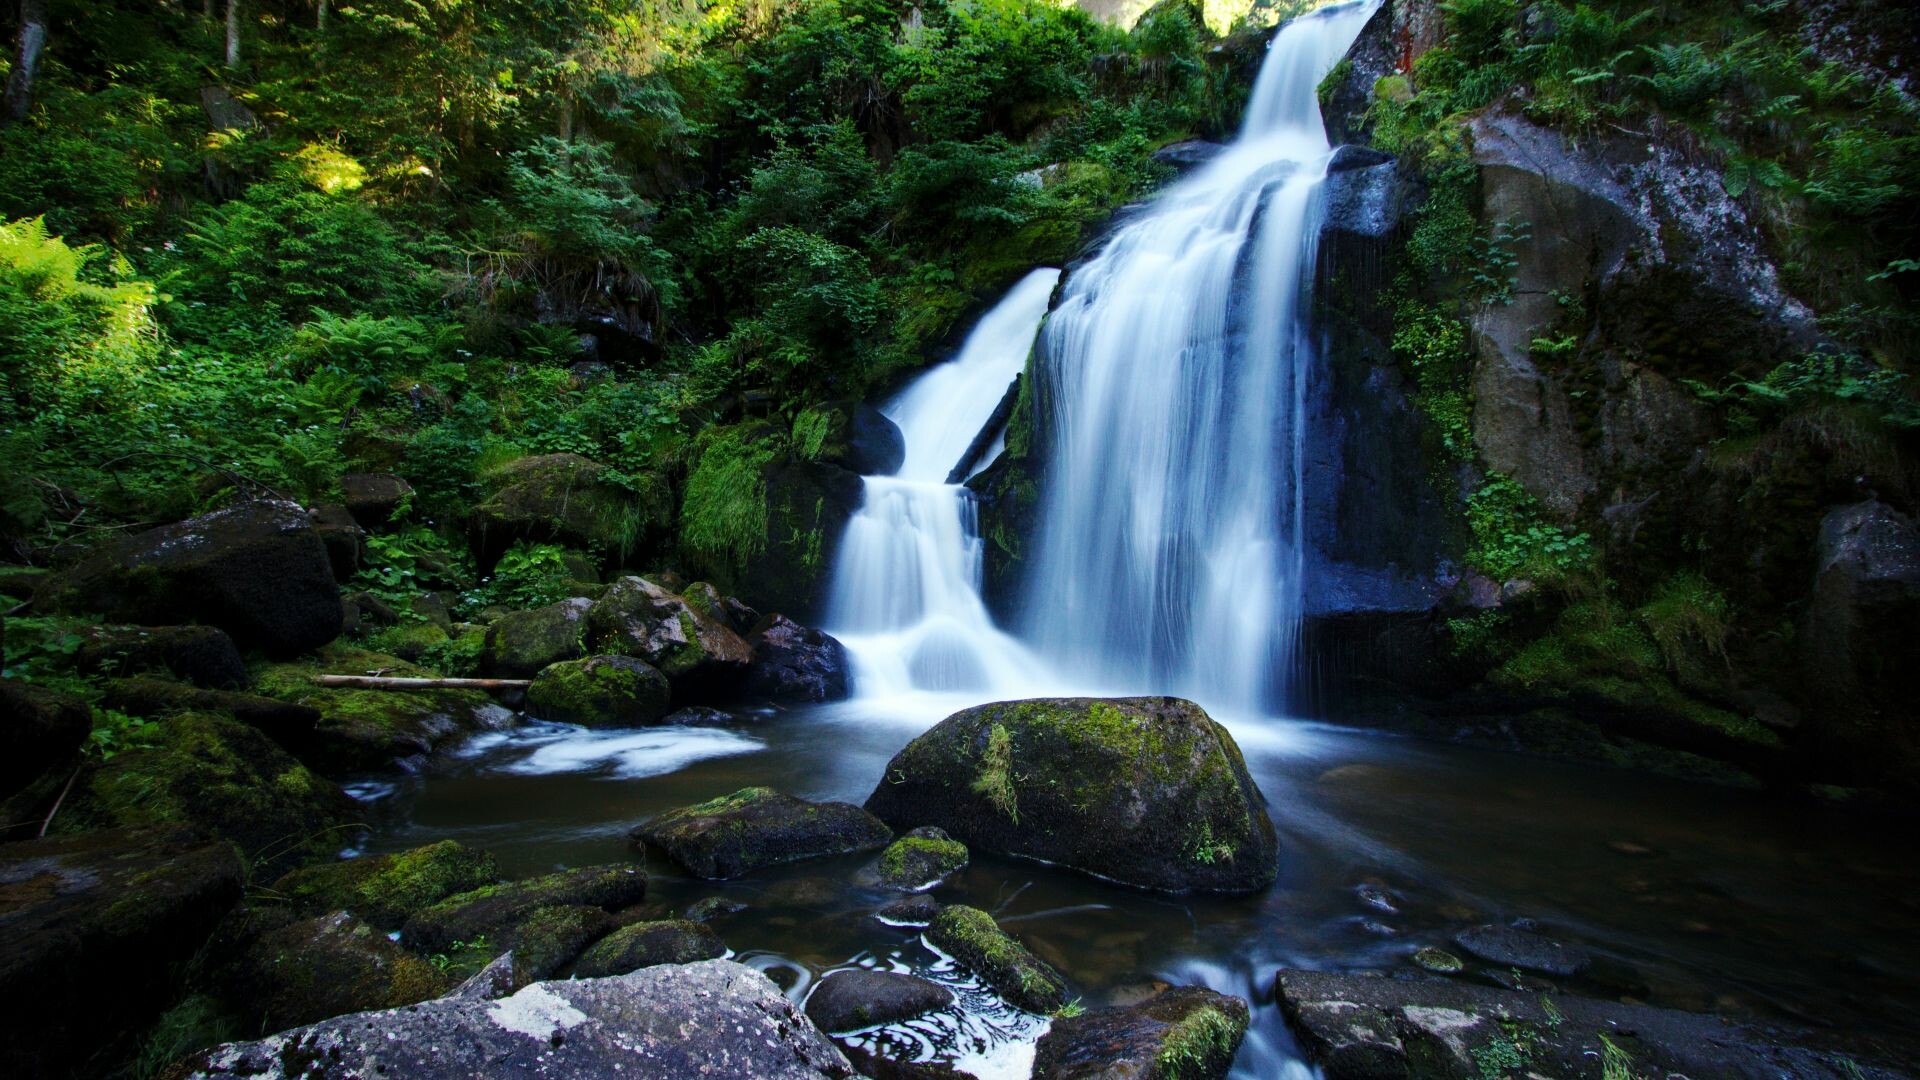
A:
[1017,0,1380,720]
[825,269,1062,709]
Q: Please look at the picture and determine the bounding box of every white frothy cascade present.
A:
[1016,0,1379,720]
[825,269,1062,711]
[824,1,1378,722]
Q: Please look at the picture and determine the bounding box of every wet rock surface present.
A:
[400,864,646,952]
[587,575,754,694]
[272,841,501,930]
[526,654,672,727]
[633,786,891,879]
[72,623,247,688]
[483,597,592,677]
[1033,985,1250,1080]
[181,959,854,1079]
[746,613,852,702]
[864,697,1278,893]
[805,968,953,1033]
[1452,922,1591,977]
[232,910,449,1030]
[925,904,1067,1015]
[0,679,90,803]
[872,826,969,892]
[1276,969,1909,1080]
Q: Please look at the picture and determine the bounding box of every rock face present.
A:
[233,911,449,1030]
[633,787,892,880]
[746,614,852,702]
[1802,501,1920,788]
[400,864,647,952]
[72,624,247,688]
[808,401,907,476]
[483,596,591,677]
[182,959,855,1079]
[739,457,865,621]
[926,904,1067,1015]
[1033,986,1250,1080]
[470,453,673,572]
[804,968,953,1033]
[35,499,342,656]
[588,576,754,694]
[574,919,725,976]
[527,654,672,726]
[0,827,244,1079]
[1276,969,1900,1080]
[864,698,1278,894]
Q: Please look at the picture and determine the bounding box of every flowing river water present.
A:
[356,2,1920,1074]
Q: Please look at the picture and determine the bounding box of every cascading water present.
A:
[824,268,1062,710]
[1017,0,1381,720]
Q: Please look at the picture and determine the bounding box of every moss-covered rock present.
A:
[481,597,591,677]
[398,864,647,953]
[365,619,450,662]
[526,655,671,727]
[573,919,724,977]
[102,676,323,759]
[631,786,892,880]
[497,904,617,981]
[270,840,500,930]
[586,576,752,695]
[33,499,343,658]
[738,458,864,622]
[233,911,450,1031]
[252,644,506,771]
[59,711,360,878]
[470,453,672,572]
[926,904,1068,1015]
[865,697,1278,894]
[1034,985,1249,1080]
[0,679,90,803]
[873,827,968,892]
[0,828,244,1079]
[72,624,247,689]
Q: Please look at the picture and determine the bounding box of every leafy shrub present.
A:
[1465,474,1593,584]
[0,217,158,415]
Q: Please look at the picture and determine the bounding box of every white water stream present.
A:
[825,1,1380,728]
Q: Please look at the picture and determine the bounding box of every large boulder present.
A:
[101,677,323,758]
[0,680,90,802]
[1275,969,1899,1080]
[587,576,753,695]
[33,499,342,657]
[632,787,892,880]
[527,654,672,727]
[1801,501,1920,788]
[232,910,450,1031]
[926,904,1067,1015]
[864,698,1279,894]
[1034,986,1250,1080]
[340,472,415,528]
[0,828,244,1078]
[800,401,907,476]
[181,960,855,1079]
[574,919,725,977]
[252,644,512,771]
[804,968,952,1034]
[745,614,852,702]
[481,597,591,677]
[271,840,501,931]
[58,711,359,878]
[400,864,647,953]
[72,624,247,688]
[470,453,672,572]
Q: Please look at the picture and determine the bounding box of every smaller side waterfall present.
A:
[825,268,1062,707]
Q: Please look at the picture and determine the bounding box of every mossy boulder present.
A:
[795,401,906,476]
[233,911,450,1031]
[252,644,508,771]
[0,828,244,1079]
[1033,985,1250,1080]
[33,499,342,657]
[470,453,672,573]
[398,864,647,953]
[497,904,617,982]
[72,624,247,689]
[864,698,1279,894]
[0,679,90,802]
[926,904,1068,1015]
[102,677,323,759]
[573,919,725,977]
[631,787,892,880]
[481,597,591,677]
[311,504,366,582]
[745,614,851,702]
[804,969,952,1034]
[873,827,968,892]
[340,472,414,528]
[367,619,450,662]
[526,655,671,727]
[271,840,500,930]
[737,458,864,622]
[586,576,752,695]
[59,711,360,878]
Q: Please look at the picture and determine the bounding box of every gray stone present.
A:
[574,919,724,976]
[633,787,890,880]
[1452,923,1591,977]
[805,969,952,1033]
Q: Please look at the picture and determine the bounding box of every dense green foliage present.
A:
[0,0,1254,562]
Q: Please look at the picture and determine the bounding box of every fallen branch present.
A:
[314,674,531,691]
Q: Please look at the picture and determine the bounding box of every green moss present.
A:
[877,833,968,887]
[971,723,1019,823]
[527,654,670,726]
[1155,1003,1242,1079]
[252,643,493,769]
[363,620,449,660]
[680,423,781,577]
[272,840,501,929]
[927,904,1067,1014]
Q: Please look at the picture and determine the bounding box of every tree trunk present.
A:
[3,0,50,127]
[316,0,328,34]
[224,0,240,68]
[313,674,533,691]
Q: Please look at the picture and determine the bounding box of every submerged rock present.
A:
[482,597,591,677]
[875,894,941,927]
[526,654,672,727]
[1276,968,1901,1079]
[588,575,754,694]
[633,787,891,880]
[1033,986,1250,1080]
[0,827,244,1079]
[805,969,953,1034]
[864,697,1278,894]
[925,904,1067,1015]
[233,910,449,1030]
[746,614,852,702]
[1410,946,1464,974]
[873,826,968,892]
[34,499,342,657]
[574,919,725,976]
[400,864,647,953]
[271,840,500,930]
[181,959,854,1079]
[1452,923,1591,977]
